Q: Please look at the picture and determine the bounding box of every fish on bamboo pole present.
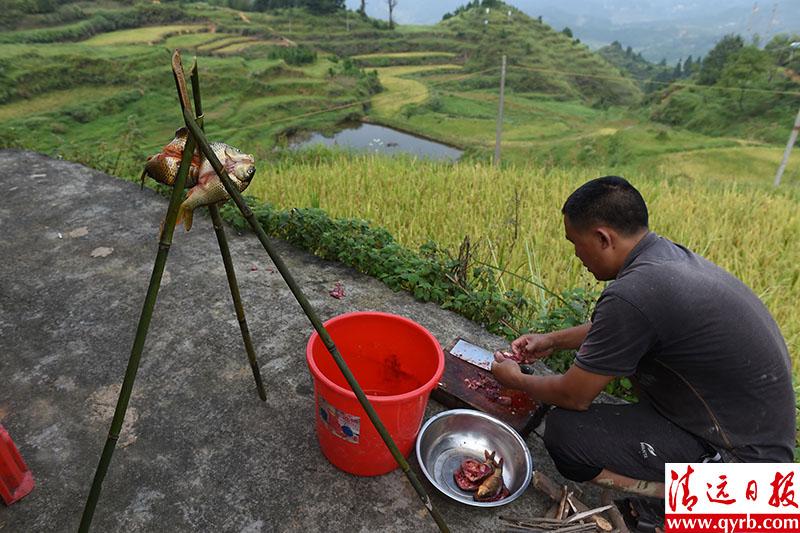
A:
[140,127,256,231]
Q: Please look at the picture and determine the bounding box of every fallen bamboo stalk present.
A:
[601,490,630,533]
[181,106,450,533]
[502,516,574,524]
[557,485,568,521]
[562,491,574,520]
[501,516,597,532]
[503,522,596,533]
[565,504,613,524]
[531,472,613,531]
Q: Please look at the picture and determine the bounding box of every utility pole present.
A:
[774,105,800,186]
[763,3,777,48]
[494,55,506,169]
[746,1,758,42]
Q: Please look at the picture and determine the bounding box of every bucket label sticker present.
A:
[318,395,360,444]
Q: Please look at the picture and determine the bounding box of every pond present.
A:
[283,121,463,161]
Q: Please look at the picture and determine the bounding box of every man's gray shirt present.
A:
[575,231,795,462]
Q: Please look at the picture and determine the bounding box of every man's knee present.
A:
[543,408,602,482]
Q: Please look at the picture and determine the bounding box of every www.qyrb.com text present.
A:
[666,463,800,533]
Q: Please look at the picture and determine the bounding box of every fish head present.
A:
[236,161,256,184]
[225,149,256,183]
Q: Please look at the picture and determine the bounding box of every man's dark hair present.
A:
[562,176,649,235]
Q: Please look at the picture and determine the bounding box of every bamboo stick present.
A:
[600,490,630,533]
[565,504,613,523]
[179,90,450,531]
[208,204,266,401]
[545,502,561,519]
[556,485,568,520]
[531,471,613,531]
[187,57,266,402]
[78,54,196,532]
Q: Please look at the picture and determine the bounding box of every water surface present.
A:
[286,121,463,161]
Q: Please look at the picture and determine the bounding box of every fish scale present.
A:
[141,127,256,231]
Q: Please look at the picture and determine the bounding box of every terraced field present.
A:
[371,64,464,117]
[83,24,207,46]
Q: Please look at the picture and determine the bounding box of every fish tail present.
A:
[184,207,194,231]
[175,201,195,232]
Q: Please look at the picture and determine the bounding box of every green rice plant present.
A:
[251,148,800,373]
[83,25,205,46]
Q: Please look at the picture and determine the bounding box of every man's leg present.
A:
[592,468,665,498]
[542,401,709,496]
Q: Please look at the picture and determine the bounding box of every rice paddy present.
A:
[249,152,800,371]
[83,24,206,46]
[371,64,464,116]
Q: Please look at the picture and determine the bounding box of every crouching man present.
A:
[491,176,795,507]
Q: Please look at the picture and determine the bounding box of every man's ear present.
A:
[595,227,613,249]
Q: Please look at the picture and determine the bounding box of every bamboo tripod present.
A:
[78,51,449,533]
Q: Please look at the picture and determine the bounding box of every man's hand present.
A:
[491,351,523,389]
[510,333,555,361]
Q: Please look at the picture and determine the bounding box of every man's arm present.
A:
[511,322,591,360]
[492,358,613,410]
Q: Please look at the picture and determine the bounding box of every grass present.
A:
[0,87,121,121]
[83,24,207,46]
[352,52,457,59]
[655,145,800,186]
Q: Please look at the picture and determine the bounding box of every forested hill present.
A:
[1,0,799,164]
[2,0,641,108]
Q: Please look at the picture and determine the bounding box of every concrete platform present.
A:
[0,150,605,532]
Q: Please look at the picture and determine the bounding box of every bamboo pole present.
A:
[180,107,451,533]
[188,59,266,402]
[78,55,196,533]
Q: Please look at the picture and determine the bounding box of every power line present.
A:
[49,61,800,153]
[140,66,496,148]
[512,64,800,97]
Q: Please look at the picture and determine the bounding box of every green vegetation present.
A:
[2,0,800,409]
[269,44,316,65]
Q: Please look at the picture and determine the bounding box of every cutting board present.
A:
[430,338,548,437]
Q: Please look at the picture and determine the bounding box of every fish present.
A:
[463,450,496,482]
[474,455,504,502]
[141,127,256,231]
[454,450,495,491]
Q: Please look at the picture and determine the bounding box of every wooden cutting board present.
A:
[430,339,548,437]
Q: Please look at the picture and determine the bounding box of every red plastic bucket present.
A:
[306,311,444,476]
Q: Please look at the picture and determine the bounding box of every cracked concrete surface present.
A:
[0,150,606,532]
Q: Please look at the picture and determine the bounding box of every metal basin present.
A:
[415,409,532,507]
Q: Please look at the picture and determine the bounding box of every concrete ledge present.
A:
[0,150,605,532]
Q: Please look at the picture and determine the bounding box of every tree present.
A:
[718,46,769,110]
[697,34,743,85]
[683,55,693,75]
[673,59,682,80]
[303,0,344,13]
[561,27,573,38]
[387,0,396,29]
[357,0,366,17]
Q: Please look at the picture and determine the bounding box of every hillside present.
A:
[0,1,644,162]
[0,0,798,179]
